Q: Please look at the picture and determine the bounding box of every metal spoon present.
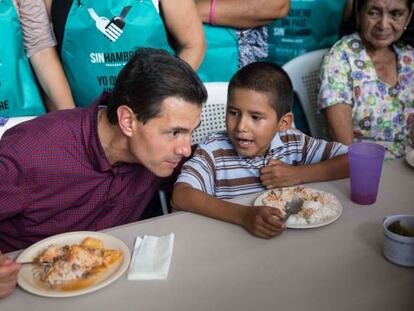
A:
[283,198,304,222]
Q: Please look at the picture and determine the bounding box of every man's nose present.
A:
[176,136,192,157]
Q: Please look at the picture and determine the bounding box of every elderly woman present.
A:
[318,0,414,159]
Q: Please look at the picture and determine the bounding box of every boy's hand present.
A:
[260,159,301,188]
[240,205,286,238]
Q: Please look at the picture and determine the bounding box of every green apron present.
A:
[61,0,174,107]
[0,0,45,117]
[197,25,239,82]
[264,0,346,65]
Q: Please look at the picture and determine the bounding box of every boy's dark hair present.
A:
[228,62,293,117]
[107,48,207,124]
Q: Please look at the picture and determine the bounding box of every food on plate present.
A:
[33,237,123,290]
[259,187,341,226]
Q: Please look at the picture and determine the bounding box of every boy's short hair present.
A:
[107,48,207,124]
[228,62,293,117]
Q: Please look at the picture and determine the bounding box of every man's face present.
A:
[130,97,201,177]
[226,88,283,158]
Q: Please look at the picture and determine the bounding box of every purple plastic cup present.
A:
[348,142,385,205]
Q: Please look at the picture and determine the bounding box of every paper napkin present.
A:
[127,233,175,281]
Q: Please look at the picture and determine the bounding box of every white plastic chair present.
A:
[0,116,37,139]
[191,82,229,144]
[159,82,229,214]
[282,49,329,139]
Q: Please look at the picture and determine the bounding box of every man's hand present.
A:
[239,205,286,238]
[0,252,20,299]
[260,159,301,189]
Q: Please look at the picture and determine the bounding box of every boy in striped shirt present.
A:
[172,62,348,239]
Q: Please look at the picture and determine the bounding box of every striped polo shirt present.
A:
[177,129,348,199]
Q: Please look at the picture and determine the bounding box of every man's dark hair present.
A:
[228,62,293,117]
[107,48,207,124]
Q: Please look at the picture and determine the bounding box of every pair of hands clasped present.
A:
[240,159,299,239]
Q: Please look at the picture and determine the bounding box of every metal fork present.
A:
[17,261,52,267]
[283,198,304,222]
[87,8,121,42]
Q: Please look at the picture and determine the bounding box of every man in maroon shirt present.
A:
[0,48,207,299]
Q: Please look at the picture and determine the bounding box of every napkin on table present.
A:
[127,233,175,280]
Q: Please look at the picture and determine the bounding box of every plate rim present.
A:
[253,187,343,229]
[16,231,131,298]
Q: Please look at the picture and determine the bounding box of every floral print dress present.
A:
[318,33,414,160]
[237,26,268,68]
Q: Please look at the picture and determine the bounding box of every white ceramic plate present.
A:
[405,150,414,168]
[16,231,131,298]
[254,187,343,229]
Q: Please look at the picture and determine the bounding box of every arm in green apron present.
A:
[19,0,75,111]
[162,0,206,69]
[30,47,75,111]
[195,0,290,28]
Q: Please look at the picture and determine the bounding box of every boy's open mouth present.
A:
[236,138,253,147]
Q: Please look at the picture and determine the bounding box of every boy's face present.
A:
[226,88,291,157]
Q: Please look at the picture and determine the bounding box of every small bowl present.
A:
[383,215,414,267]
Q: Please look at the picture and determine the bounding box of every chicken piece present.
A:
[82,237,103,249]
[102,250,123,267]
[35,237,123,288]
[66,245,103,269]
[44,245,103,286]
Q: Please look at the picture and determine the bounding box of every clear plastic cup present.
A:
[348,142,385,205]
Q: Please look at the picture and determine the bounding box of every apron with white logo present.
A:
[197,25,239,82]
[61,0,174,106]
[264,0,346,65]
[0,0,45,117]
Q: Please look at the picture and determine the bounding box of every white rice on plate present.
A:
[257,187,341,226]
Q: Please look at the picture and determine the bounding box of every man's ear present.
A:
[117,105,136,137]
[277,112,294,132]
